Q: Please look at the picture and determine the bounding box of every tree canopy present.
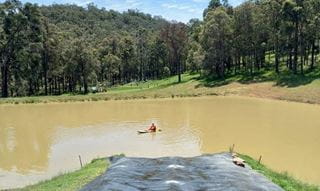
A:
[0,0,319,97]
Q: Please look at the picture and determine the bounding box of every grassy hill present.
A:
[0,68,319,105]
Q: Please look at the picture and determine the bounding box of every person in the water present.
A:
[148,123,157,132]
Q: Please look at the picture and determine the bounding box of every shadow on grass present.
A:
[196,70,274,88]
[196,68,320,88]
[274,69,320,87]
[153,75,198,89]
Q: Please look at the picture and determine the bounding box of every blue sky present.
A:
[1,0,244,22]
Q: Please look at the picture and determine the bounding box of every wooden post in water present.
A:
[229,144,235,153]
[258,155,262,164]
[79,155,83,168]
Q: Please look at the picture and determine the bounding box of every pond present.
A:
[0,96,319,189]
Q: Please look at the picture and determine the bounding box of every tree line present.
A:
[190,0,320,78]
[0,0,188,97]
[0,0,319,98]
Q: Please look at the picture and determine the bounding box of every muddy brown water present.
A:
[0,96,319,189]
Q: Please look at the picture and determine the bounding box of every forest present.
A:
[0,0,319,97]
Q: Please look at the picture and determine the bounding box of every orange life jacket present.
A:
[149,125,156,131]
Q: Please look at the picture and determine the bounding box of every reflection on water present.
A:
[0,96,320,189]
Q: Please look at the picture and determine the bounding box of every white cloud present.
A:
[125,0,142,7]
[192,0,208,2]
[161,2,202,14]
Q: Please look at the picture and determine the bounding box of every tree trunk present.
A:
[58,78,61,95]
[300,25,304,75]
[275,53,279,74]
[178,60,181,83]
[49,78,52,95]
[84,76,88,94]
[82,63,88,94]
[176,52,181,83]
[28,79,33,96]
[293,21,299,74]
[69,77,73,92]
[1,64,9,98]
[289,50,293,70]
[300,55,304,75]
[43,56,48,95]
[275,35,280,74]
[310,41,315,70]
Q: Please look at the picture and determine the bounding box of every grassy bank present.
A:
[15,154,319,191]
[240,154,320,191]
[16,158,108,191]
[1,69,320,105]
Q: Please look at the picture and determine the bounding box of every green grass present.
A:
[108,73,199,93]
[17,158,108,191]
[240,154,320,191]
[0,73,201,105]
[0,67,319,105]
[199,66,320,88]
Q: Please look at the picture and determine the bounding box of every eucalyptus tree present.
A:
[203,0,222,17]
[187,19,204,73]
[120,36,136,83]
[97,35,120,83]
[201,7,232,78]
[262,0,283,73]
[136,28,149,81]
[103,53,121,85]
[149,37,168,79]
[233,2,255,75]
[186,41,204,73]
[304,0,320,70]
[161,22,188,82]
[0,0,25,97]
[282,0,303,74]
[20,3,43,95]
[72,40,96,94]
